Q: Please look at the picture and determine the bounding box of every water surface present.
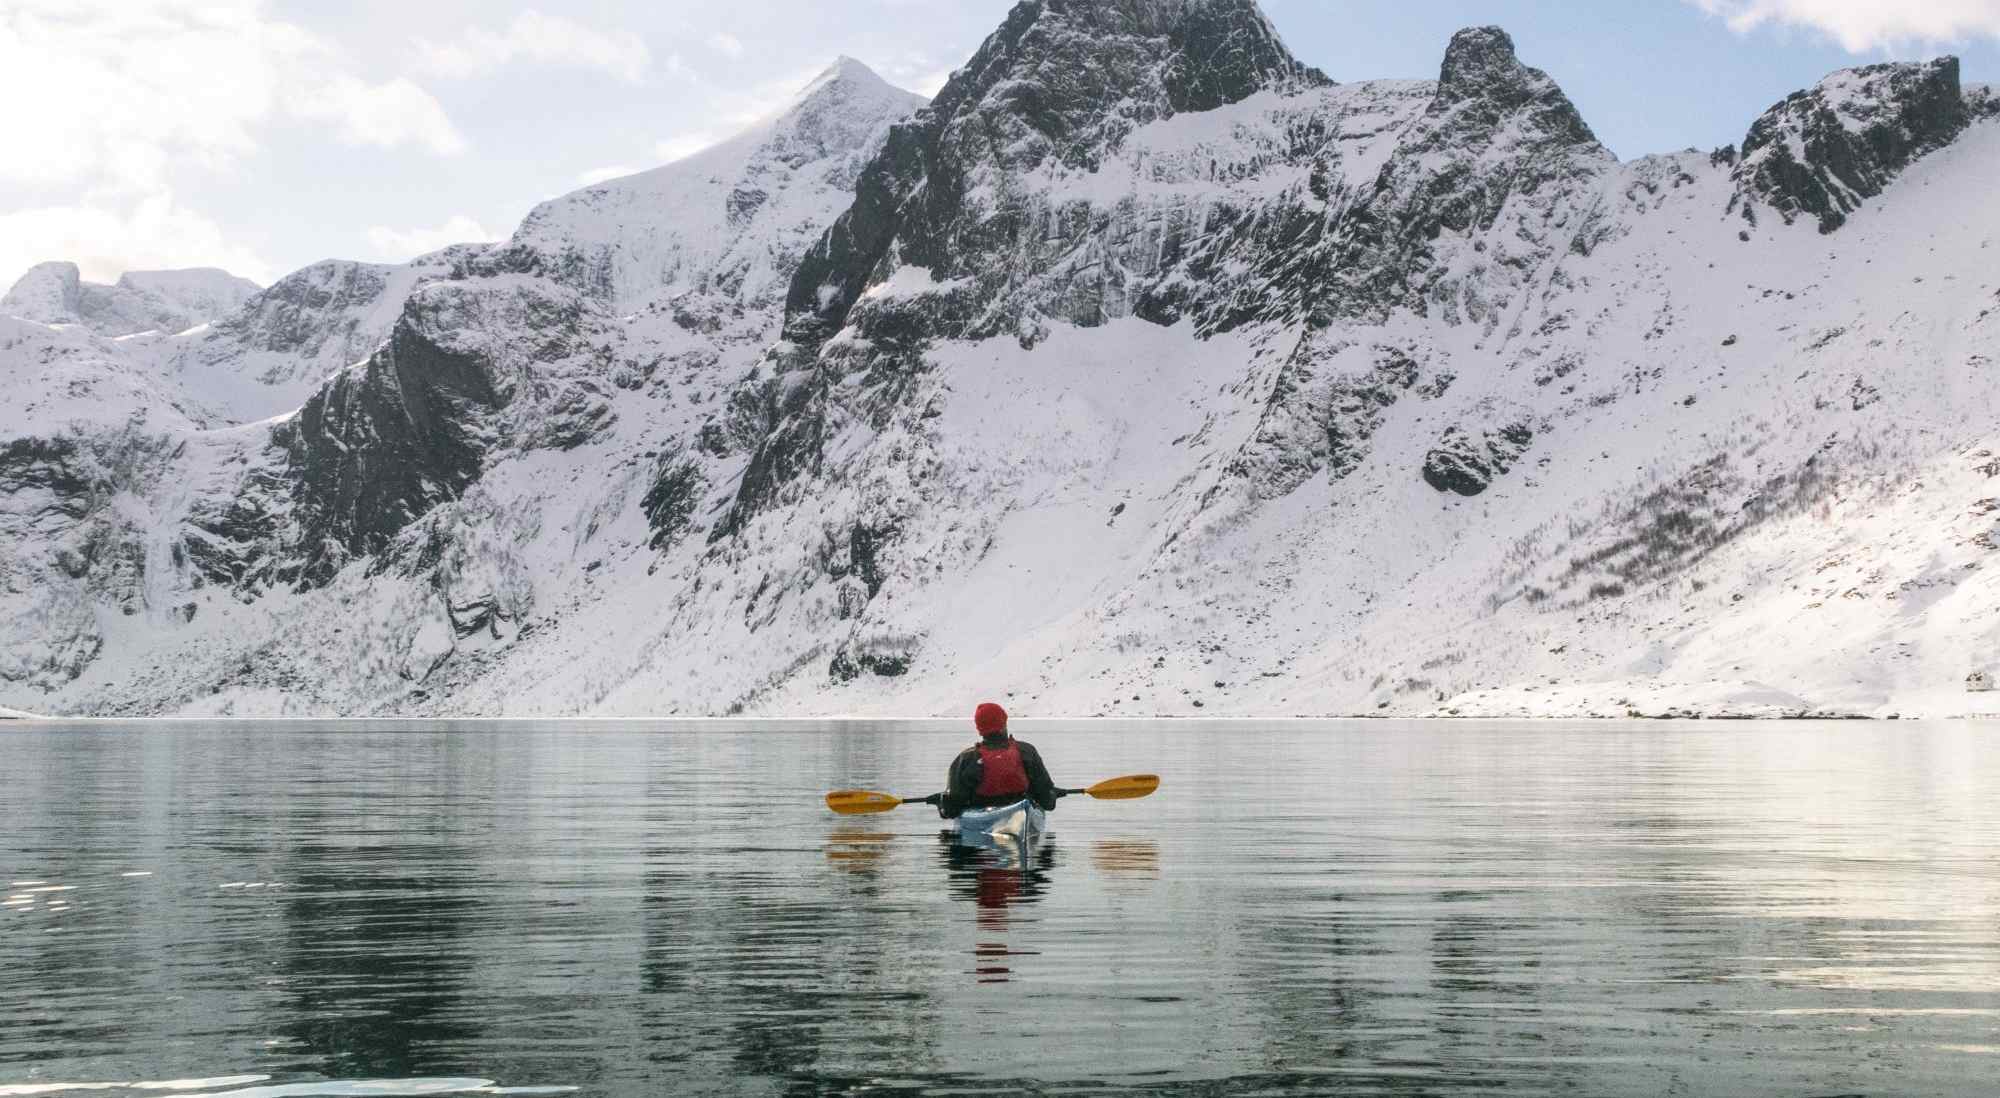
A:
[5,719,2000,1095]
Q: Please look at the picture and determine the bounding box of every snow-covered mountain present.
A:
[1,262,260,339]
[3,4,1998,720]
[508,55,924,315]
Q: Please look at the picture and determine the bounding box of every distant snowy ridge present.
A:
[3,7,1998,721]
[1,262,260,339]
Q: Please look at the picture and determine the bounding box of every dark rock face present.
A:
[642,457,707,551]
[271,315,503,589]
[1,431,181,689]
[1422,421,1534,497]
[829,649,911,681]
[180,463,290,597]
[1732,58,1969,233]
[0,436,92,517]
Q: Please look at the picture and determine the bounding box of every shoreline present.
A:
[4,711,1999,724]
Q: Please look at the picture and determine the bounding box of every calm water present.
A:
[4,720,2000,1096]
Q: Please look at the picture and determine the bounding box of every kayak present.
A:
[953,798,1046,845]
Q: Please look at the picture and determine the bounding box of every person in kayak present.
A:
[937,702,1060,819]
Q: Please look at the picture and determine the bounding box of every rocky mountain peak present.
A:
[803,55,895,96]
[761,56,923,172]
[1437,26,1519,97]
[1430,25,1598,149]
[1732,56,1969,233]
[781,0,1325,345]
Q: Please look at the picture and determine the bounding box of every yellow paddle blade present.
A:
[825,790,905,815]
[1085,774,1161,800]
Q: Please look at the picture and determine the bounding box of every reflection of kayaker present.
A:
[937,703,1059,821]
[938,831,1054,907]
[937,832,1053,982]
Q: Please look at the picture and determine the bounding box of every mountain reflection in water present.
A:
[6,719,2000,1096]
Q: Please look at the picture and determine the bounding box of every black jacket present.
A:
[938,736,1059,818]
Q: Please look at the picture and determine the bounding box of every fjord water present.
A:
[5,722,2000,1096]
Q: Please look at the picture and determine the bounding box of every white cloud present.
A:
[576,165,641,185]
[364,214,499,262]
[0,191,278,290]
[418,10,650,83]
[0,0,465,194]
[295,76,467,155]
[707,32,744,59]
[1687,0,2000,51]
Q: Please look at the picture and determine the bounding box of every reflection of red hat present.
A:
[974,702,1008,735]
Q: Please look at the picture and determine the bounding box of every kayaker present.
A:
[937,702,1059,819]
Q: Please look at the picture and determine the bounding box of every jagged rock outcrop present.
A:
[1732,58,1970,233]
[1421,420,1533,497]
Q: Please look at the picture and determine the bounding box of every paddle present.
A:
[824,774,1161,815]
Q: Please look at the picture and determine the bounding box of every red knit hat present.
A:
[973,702,1008,735]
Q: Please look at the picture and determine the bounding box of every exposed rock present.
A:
[1732,58,1970,233]
[642,456,707,551]
[267,289,523,590]
[1422,420,1534,497]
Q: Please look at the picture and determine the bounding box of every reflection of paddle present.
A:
[825,828,896,872]
[825,774,1161,815]
[1091,839,1162,878]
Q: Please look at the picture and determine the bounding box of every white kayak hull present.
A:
[953,798,1047,844]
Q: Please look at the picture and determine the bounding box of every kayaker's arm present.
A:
[1019,741,1060,811]
[937,747,979,819]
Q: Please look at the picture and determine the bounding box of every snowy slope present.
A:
[3,7,1997,721]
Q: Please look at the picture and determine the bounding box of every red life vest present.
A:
[975,738,1030,799]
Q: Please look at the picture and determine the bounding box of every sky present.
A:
[3,0,1998,293]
